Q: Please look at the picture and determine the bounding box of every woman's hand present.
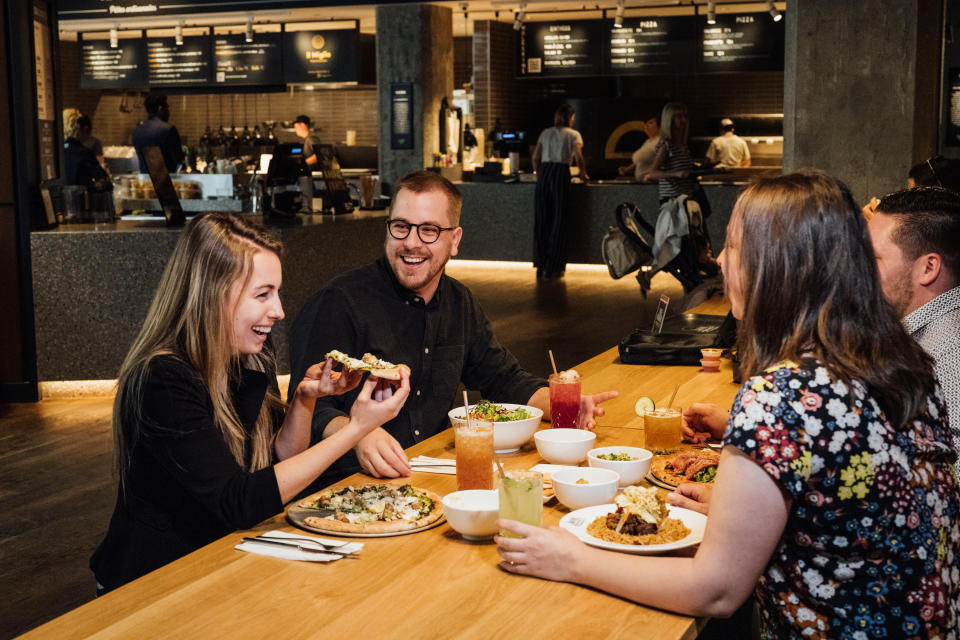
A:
[495,521,586,582]
[295,358,364,400]
[668,482,713,515]
[347,367,411,435]
[682,403,729,442]
[675,169,691,179]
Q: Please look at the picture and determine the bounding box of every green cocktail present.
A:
[498,470,543,538]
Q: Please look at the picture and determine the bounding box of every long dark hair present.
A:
[732,171,935,428]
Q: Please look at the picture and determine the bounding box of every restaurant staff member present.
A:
[132,92,184,174]
[618,111,661,181]
[63,108,108,188]
[288,171,616,490]
[705,118,750,169]
[78,115,105,168]
[293,115,321,214]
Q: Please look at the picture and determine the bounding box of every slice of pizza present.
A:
[325,349,409,381]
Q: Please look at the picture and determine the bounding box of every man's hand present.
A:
[354,427,411,478]
[577,391,618,430]
[682,403,729,442]
[667,482,713,516]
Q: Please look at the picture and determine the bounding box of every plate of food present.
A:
[559,486,706,554]
[647,448,719,490]
[288,483,445,538]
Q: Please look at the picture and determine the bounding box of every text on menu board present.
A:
[523,20,603,76]
[147,35,211,85]
[608,15,697,73]
[212,32,283,86]
[80,34,148,89]
[282,29,358,83]
[700,12,784,72]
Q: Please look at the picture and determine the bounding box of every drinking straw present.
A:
[667,382,681,410]
[548,350,558,375]
[462,390,472,429]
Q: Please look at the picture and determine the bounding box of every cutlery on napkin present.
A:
[235,530,363,562]
[410,456,457,474]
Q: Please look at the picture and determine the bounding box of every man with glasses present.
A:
[289,171,615,488]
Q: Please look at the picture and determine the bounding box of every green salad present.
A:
[596,452,636,461]
[469,399,531,422]
[693,466,717,483]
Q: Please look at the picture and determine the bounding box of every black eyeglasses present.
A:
[386,219,455,244]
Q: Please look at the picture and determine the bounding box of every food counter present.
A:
[30,211,388,381]
[21,297,739,640]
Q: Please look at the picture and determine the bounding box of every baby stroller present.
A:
[602,197,719,297]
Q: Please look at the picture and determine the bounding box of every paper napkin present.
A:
[410,455,457,475]
[235,529,363,563]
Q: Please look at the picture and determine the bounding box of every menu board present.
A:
[212,32,283,86]
[700,12,784,72]
[608,16,697,74]
[147,35,212,86]
[522,20,604,76]
[80,34,148,89]
[283,29,358,83]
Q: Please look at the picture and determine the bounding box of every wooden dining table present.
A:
[24,299,740,640]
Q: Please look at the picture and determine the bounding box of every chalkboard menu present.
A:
[608,16,697,74]
[522,20,604,76]
[147,35,212,86]
[212,32,283,86]
[700,12,784,72]
[80,34,148,89]
[283,29,358,83]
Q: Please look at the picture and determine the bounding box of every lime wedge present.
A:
[634,396,655,416]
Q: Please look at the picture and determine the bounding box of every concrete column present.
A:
[376,3,453,190]
[783,0,942,202]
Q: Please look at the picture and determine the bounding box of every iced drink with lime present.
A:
[498,470,543,537]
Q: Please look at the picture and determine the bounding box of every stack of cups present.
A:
[700,348,723,372]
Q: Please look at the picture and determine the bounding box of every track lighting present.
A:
[109,25,118,48]
[613,0,624,28]
[245,16,253,43]
[513,3,526,31]
[767,1,782,22]
[706,0,716,25]
[175,21,183,46]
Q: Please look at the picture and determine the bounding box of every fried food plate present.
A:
[559,504,706,554]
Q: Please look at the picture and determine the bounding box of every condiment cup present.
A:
[552,467,620,510]
[587,446,653,486]
[448,404,543,453]
[442,490,500,541]
[700,348,723,360]
[534,428,596,465]
[700,358,721,372]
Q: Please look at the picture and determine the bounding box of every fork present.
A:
[242,536,359,557]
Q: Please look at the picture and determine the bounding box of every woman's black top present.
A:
[90,355,283,592]
[64,137,107,187]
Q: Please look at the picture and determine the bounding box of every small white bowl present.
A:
[534,429,597,465]
[552,467,620,510]
[587,446,653,487]
[442,490,499,541]
[448,404,543,453]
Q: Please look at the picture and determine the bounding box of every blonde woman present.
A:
[91,213,409,593]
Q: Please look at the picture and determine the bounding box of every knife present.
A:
[242,537,359,557]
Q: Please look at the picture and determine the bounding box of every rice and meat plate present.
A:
[586,485,690,545]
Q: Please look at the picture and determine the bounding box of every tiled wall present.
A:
[472,21,526,133]
[60,41,379,148]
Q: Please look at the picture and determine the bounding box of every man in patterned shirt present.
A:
[869,186,960,462]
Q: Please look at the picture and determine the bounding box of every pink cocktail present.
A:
[549,371,581,428]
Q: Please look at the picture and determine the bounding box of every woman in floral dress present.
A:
[495,171,960,639]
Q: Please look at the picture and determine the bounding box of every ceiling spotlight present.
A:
[767,1,782,21]
[613,0,624,28]
[109,25,118,48]
[513,3,526,31]
[707,0,716,25]
[245,16,253,43]
[175,20,183,46]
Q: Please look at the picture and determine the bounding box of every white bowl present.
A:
[587,446,654,487]
[552,467,620,510]
[448,404,543,453]
[534,429,597,465]
[442,490,499,541]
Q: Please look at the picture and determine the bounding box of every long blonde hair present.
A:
[659,102,688,145]
[114,213,285,484]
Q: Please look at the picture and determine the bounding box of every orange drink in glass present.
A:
[644,408,682,452]
[455,423,495,490]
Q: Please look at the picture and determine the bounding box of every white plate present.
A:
[559,504,706,554]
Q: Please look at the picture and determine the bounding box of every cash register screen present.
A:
[266,143,304,186]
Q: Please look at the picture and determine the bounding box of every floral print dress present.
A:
[724,357,960,640]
